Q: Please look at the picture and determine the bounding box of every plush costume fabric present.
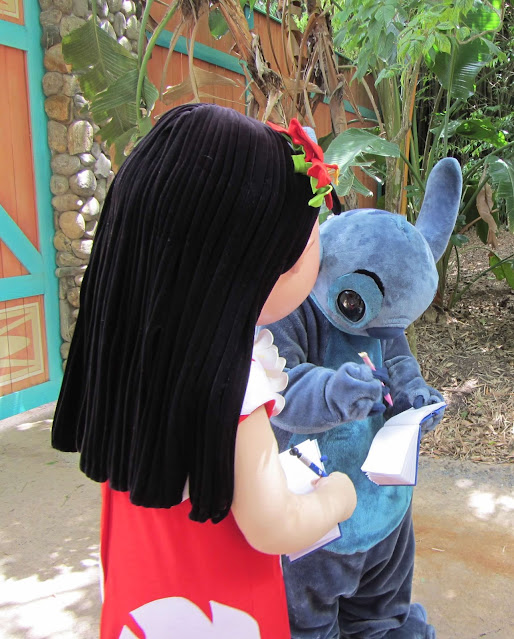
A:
[282,505,434,639]
[267,158,462,638]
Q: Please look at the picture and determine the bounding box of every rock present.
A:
[42,72,63,97]
[121,0,136,16]
[91,141,102,159]
[62,74,81,97]
[53,230,72,252]
[73,94,90,118]
[60,341,71,359]
[52,193,83,211]
[44,95,73,124]
[99,19,116,39]
[72,0,89,18]
[51,153,82,176]
[97,0,109,18]
[55,265,87,278]
[95,178,107,202]
[40,8,62,27]
[94,153,111,178]
[47,120,68,153]
[59,211,86,239]
[41,25,62,48]
[69,169,97,197]
[84,220,98,238]
[59,299,75,341]
[113,11,126,36]
[79,153,96,167]
[107,0,123,12]
[50,175,70,196]
[53,0,73,13]
[60,15,86,38]
[68,120,94,155]
[44,44,69,73]
[125,15,139,40]
[71,238,93,260]
[56,251,85,267]
[67,286,81,308]
[118,36,131,51]
[80,197,101,220]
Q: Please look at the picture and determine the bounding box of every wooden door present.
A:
[0,0,61,419]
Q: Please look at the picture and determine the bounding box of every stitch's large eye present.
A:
[337,290,365,322]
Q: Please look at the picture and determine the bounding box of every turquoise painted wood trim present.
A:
[0,274,45,301]
[0,2,62,419]
[244,4,254,29]
[0,380,60,420]
[155,30,245,76]
[25,0,63,391]
[0,205,44,274]
[342,100,377,123]
[0,17,29,50]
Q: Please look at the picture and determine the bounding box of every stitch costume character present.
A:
[51,105,357,638]
[266,157,462,639]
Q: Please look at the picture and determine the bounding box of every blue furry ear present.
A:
[415,158,463,263]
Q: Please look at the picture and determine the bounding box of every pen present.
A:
[358,351,393,407]
[289,447,328,477]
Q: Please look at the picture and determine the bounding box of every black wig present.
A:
[52,104,324,522]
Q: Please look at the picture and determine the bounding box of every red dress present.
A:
[100,334,290,638]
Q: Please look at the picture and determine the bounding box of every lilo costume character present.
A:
[265,157,462,639]
[51,104,355,639]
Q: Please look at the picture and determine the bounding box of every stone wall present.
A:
[39,0,141,365]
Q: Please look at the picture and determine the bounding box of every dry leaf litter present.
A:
[417,229,514,465]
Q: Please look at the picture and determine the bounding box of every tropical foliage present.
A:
[62,0,514,306]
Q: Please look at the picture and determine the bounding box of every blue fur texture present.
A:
[266,158,462,638]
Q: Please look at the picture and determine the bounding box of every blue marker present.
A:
[289,447,328,477]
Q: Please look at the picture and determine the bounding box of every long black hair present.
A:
[52,104,322,522]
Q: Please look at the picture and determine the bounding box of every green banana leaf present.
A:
[62,18,158,167]
[486,156,514,230]
[434,116,507,148]
[430,0,502,99]
[489,253,514,288]
[323,128,399,198]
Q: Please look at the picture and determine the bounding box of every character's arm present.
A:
[382,333,445,434]
[269,303,385,434]
[231,404,357,555]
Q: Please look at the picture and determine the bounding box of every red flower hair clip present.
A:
[268,119,340,210]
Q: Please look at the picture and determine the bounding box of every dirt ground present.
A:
[1,412,512,639]
[0,229,512,639]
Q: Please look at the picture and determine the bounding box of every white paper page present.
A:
[384,402,447,427]
[361,424,418,475]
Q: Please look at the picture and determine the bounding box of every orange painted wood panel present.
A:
[0,44,49,393]
[0,44,38,282]
[0,0,25,26]
[148,47,246,118]
[0,296,49,396]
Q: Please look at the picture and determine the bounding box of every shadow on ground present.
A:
[0,403,512,638]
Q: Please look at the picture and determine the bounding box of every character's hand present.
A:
[329,362,388,422]
[314,471,357,523]
[369,366,391,415]
[412,386,445,434]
